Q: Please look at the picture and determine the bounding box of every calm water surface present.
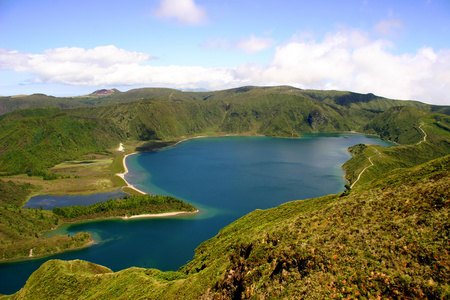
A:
[0,134,393,294]
[24,190,128,209]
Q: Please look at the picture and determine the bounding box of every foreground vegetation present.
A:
[6,154,449,299]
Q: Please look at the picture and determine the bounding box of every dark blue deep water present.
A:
[0,134,393,295]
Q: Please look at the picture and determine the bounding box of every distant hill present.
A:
[1,86,449,115]
[1,86,449,175]
[0,94,87,115]
[89,88,120,97]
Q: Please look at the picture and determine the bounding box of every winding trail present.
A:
[417,124,427,145]
[350,148,381,189]
[351,124,426,188]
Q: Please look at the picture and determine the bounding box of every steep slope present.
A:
[68,98,224,140]
[9,155,449,299]
[0,108,124,175]
[343,109,450,186]
[363,106,429,144]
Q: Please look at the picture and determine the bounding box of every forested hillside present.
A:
[0,94,87,115]
[1,86,449,176]
[0,108,124,175]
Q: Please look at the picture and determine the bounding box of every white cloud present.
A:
[1,31,450,105]
[374,18,404,36]
[0,46,237,90]
[203,34,274,53]
[235,35,274,53]
[203,37,232,51]
[154,0,208,25]
[236,30,450,104]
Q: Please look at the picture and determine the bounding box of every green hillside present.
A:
[0,94,87,115]
[7,154,449,299]
[0,180,92,262]
[1,86,446,116]
[342,108,450,187]
[1,86,448,176]
[0,108,124,175]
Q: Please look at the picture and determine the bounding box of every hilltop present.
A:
[89,89,120,97]
[1,86,449,116]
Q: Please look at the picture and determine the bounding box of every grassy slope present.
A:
[8,154,449,299]
[343,108,450,186]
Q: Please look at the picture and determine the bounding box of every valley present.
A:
[0,86,449,299]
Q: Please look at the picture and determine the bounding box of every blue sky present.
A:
[0,0,449,105]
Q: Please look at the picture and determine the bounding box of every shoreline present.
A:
[115,151,148,195]
[0,239,95,264]
[122,210,199,219]
[114,137,214,194]
[117,132,393,196]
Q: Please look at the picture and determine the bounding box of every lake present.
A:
[24,190,128,209]
[0,134,393,295]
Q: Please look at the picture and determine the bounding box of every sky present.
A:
[0,0,449,105]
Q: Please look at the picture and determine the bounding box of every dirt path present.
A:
[350,148,381,189]
[417,124,427,145]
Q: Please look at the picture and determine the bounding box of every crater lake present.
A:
[0,134,394,295]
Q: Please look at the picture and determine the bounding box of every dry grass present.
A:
[2,155,123,198]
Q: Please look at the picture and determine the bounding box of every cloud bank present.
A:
[1,29,450,105]
[236,30,450,104]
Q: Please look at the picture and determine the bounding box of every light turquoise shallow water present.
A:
[0,134,393,295]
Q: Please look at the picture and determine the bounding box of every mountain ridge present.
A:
[1,86,448,116]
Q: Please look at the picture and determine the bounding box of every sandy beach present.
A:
[115,150,148,195]
[115,148,200,218]
[114,138,209,194]
[122,210,199,219]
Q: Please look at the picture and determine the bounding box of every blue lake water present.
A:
[24,190,128,209]
[0,134,393,295]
